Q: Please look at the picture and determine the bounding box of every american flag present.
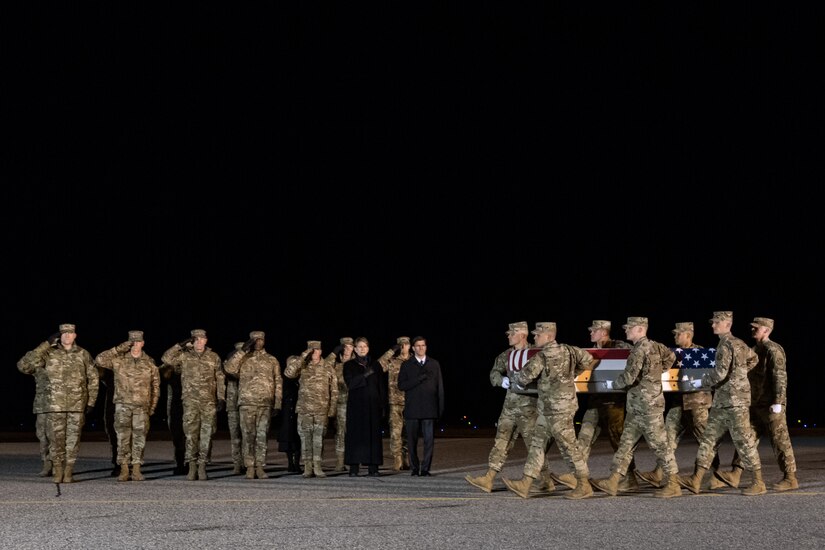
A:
[674,347,716,369]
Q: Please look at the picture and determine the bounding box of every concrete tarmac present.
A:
[1,431,824,550]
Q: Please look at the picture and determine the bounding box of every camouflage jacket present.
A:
[749,339,788,406]
[615,337,675,413]
[17,341,98,413]
[334,355,348,405]
[284,352,338,417]
[95,347,160,414]
[223,349,282,409]
[378,348,407,406]
[513,341,594,414]
[161,345,225,405]
[703,333,758,408]
[18,361,51,414]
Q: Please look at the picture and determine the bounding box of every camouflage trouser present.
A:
[729,405,796,474]
[36,413,50,462]
[610,408,677,476]
[524,411,587,479]
[297,413,328,463]
[115,403,150,465]
[488,392,538,471]
[335,401,347,455]
[388,403,408,460]
[227,408,242,465]
[578,397,627,462]
[46,411,84,467]
[665,405,720,470]
[696,406,761,471]
[239,405,271,467]
[182,401,217,465]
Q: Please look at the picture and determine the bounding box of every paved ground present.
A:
[1,431,824,549]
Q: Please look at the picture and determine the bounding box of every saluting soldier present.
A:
[331,337,354,472]
[378,336,411,471]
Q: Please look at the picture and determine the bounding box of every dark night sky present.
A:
[4,5,821,433]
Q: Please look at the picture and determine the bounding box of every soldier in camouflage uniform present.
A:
[678,311,766,496]
[224,331,282,479]
[591,317,682,498]
[378,336,411,471]
[161,329,225,481]
[223,342,245,474]
[502,322,595,500]
[95,331,160,481]
[17,323,99,483]
[466,321,545,493]
[716,317,798,491]
[284,340,338,478]
[332,337,354,471]
[18,348,52,477]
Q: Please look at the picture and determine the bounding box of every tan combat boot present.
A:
[772,472,798,491]
[303,464,313,478]
[539,470,555,493]
[549,471,577,490]
[565,475,594,500]
[741,469,767,496]
[187,462,197,481]
[38,459,53,477]
[706,469,728,490]
[654,474,682,498]
[635,465,663,488]
[502,475,537,499]
[52,464,64,484]
[197,462,208,481]
[131,464,144,481]
[591,472,621,496]
[62,464,74,483]
[617,471,638,492]
[256,465,268,479]
[715,466,743,488]
[334,453,346,472]
[313,460,326,478]
[465,468,497,493]
[118,464,130,482]
[677,465,708,494]
[392,455,403,472]
[245,466,255,479]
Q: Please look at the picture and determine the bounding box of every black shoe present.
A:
[368,471,380,477]
[348,472,358,477]
[420,471,432,477]
[411,470,419,476]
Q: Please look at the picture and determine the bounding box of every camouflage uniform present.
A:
[224,342,245,473]
[17,324,98,483]
[18,355,52,475]
[161,330,225,473]
[94,332,160,470]
[284,341,337,477]
[223,332,282,478]
[378,337,410,470]
[333,337,353,470]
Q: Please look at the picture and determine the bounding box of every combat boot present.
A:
[549,471,577,490]
[38,459,52,477]
[197,462,208,481]
[245,466,255,479]
[187,462,197,481]
[232,461,243,475]
[715,466,743,488]
[591,472,621,496]
[52,464,64,483]
[502,475,536,499]
[62,464,74,483]
[654,474,682,498]
[772,472,799,491]
[538,470,555,493]
[118,464,130,482]
[741,469,767,496]
[617,471,638,492]
[131,464,144,481]
[392,455,403,472]
[303,464,313,478]
[635,465,663,488]
[706,469,727,490]
[565,475,594,500]
[465,468,497,493]
[313,460,326,478]
[334,453,346,472]
[256,465,268,479]
[677,465,708,494]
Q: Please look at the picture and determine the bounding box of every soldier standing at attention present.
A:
[715,317,798,491]
[591,317,682,498]
[285,340,338,478]
[501,322,595,500]
[95,331,160,482]
[17,323,98,483]
[378,336,411,471]
[678,311,766,496]
[162,329,225,481]
[331,337,355,472]
[465,321,544,493]
[224,331,282,480]
[223,342,245,474]
[18,353,53,477]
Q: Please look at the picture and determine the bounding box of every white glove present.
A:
[770,404,782,414]
[692,379,703,389]
[501,376,511,389]
[604,380,613,390]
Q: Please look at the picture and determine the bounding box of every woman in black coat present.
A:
[343,337,387,476]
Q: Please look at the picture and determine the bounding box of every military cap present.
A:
[397,336,410,345]
[672,322,694,334]
[340,337,354,346]
[709,311,733,323]
[128,330,144,342]
[191,329,207,338]
[307,340,321,350]
[249,331,265,340]
[750,317,775,330]
[59,323,76,333]
[234,341,244,350]
[588,320,611,331]
[531,322,557,334]
[622,317,649,329]
[506,321,529,335]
